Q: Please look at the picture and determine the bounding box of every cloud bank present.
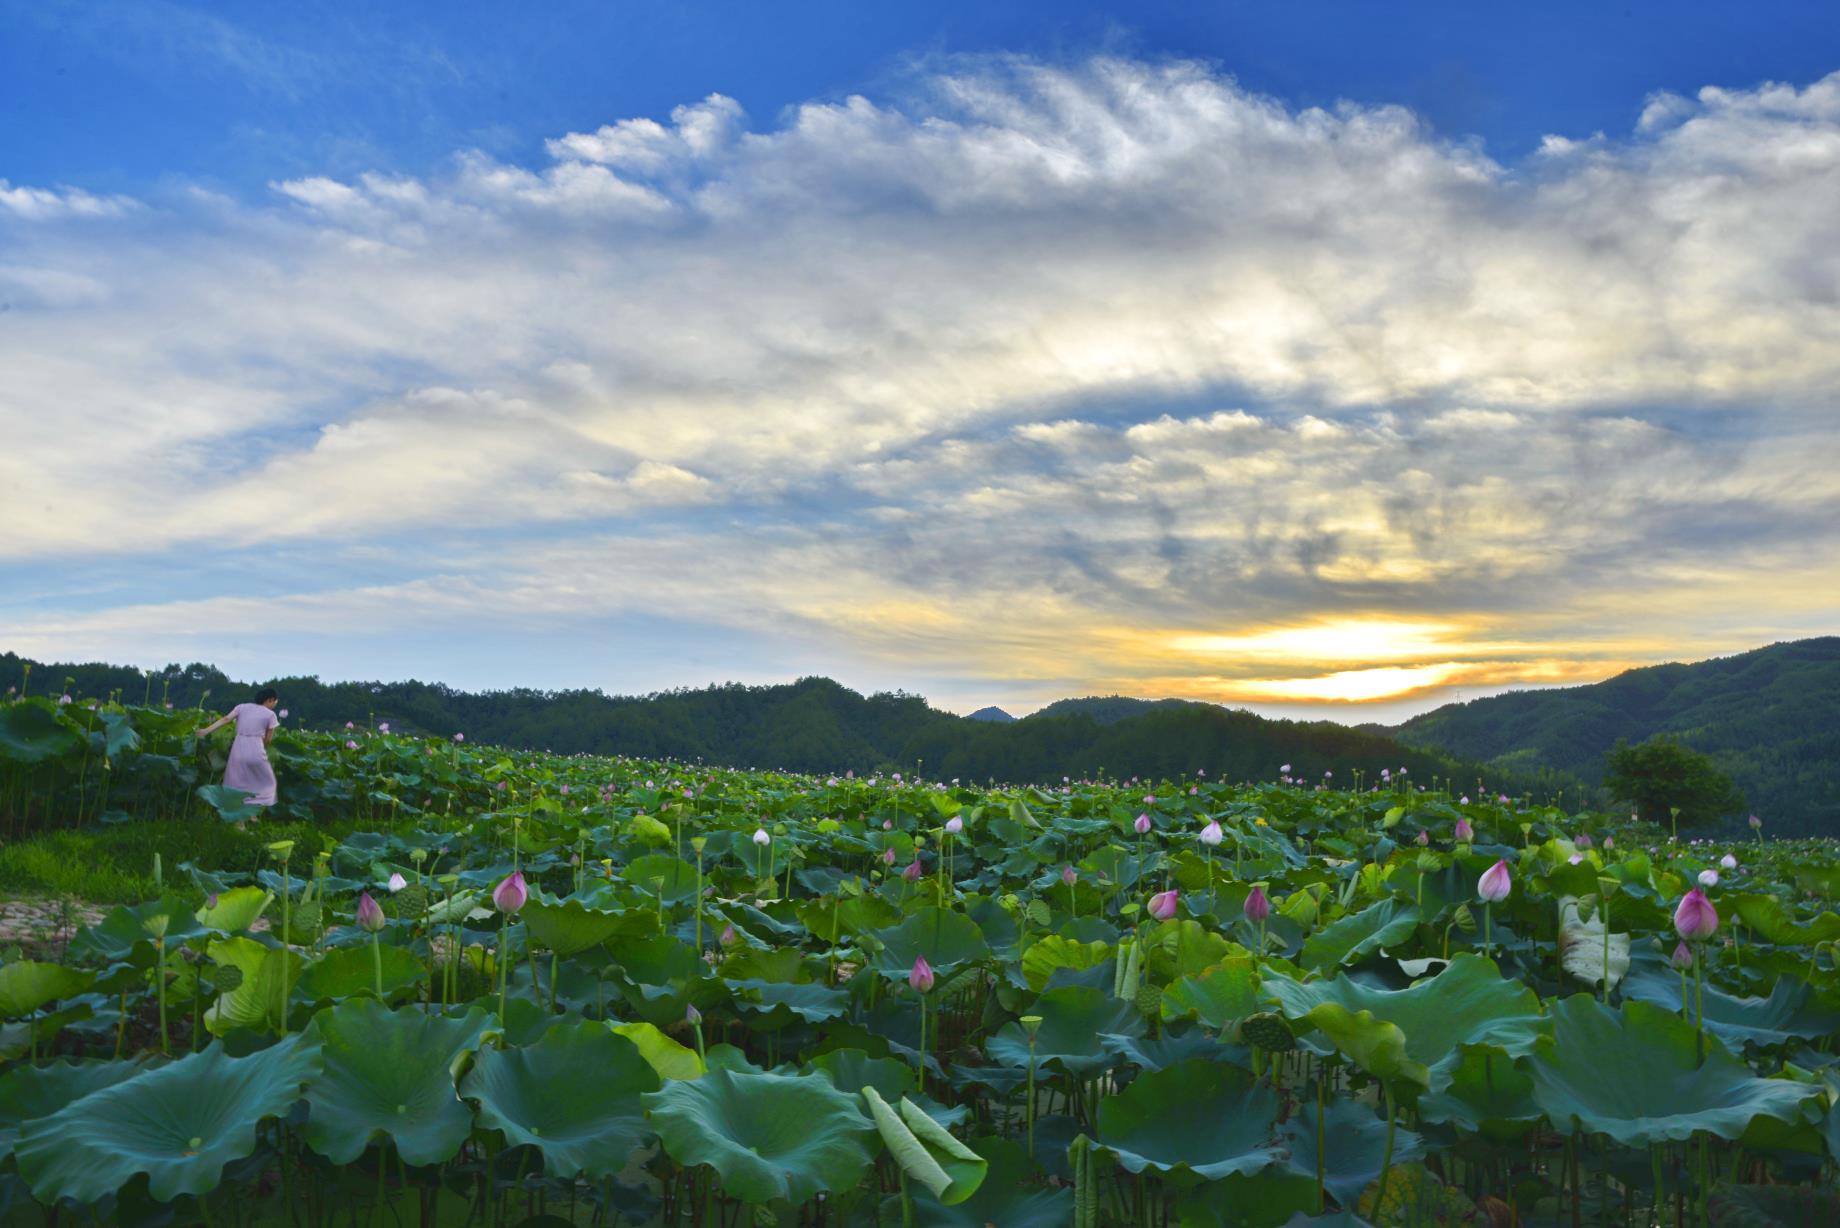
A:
[3,57,1838,714]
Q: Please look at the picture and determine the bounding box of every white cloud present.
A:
[3,55,1839,712]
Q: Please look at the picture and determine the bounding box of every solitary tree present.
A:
[1604,736,1744,830]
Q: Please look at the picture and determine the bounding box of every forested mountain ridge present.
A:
[3,652,1502,790]
[1383,637,1840,834]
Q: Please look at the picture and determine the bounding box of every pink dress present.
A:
[223,703,279,806]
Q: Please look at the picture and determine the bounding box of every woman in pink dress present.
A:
[198,687,281,807]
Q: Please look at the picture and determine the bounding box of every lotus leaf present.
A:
[1098,1058,1284,1183]
[1301,899,1421,971]
[1526,996,1822,1146]
[987,985,1142,1075]
[860,1086,987,1204]
[0,961,94,1019]
[462,1018,660,1179]
[643,1066,877,1204]
[15,1035,320,1203]
[1284,1097,1425,1208]
[302,999,492,1165]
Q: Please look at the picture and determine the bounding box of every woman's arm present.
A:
[198,712,232,737]
[263,727,275,747]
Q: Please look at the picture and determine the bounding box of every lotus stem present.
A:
[1372,1083,1397,1217]
[156,934,169,1056]
[371,931,384,1001]
[498,912,510,1022]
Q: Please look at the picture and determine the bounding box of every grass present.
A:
[0,815,430,904]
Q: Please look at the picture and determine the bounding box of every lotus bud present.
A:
[1279,763,1291,773]
[1748,814,1762,830]
[1698,869,1719,887]
[1061,864,1078,886]
[1477,859,1512,903]
[492,870,528,914]
[1603,836,1614,850]
[909,955,935,994]
[752,828,770,846]
[387,872,407,893]
[1199,820,1224,847]
[1414,830,1429,846]
[1454,818,1474,843]
[685,1003,702,1026]
[355,892,387,933]
[1575,833,1593,849]
[1671,940,1696,969]
[719,924,738,947]
[882,820,893,830]
[1134,814,1152,835]
[1719,854,1737,870]
[1147,889,1179,921]
[1243,884,1272,923]
[903,860,923,882]
[882,847,898,866]
[1674,887,1719,941]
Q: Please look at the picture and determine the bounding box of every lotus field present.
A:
[4,696,1840,1227]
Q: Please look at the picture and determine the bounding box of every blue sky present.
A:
[3,2,1838,718]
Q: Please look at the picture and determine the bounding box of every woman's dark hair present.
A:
[254,687,279,705]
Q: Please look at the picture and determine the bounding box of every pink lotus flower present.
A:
[453,732,465,743]
[355,892,386,933]
[379,722,390,733]
[944,816,963,835]
[58,694,71,705]
[1477,859,1512,903]
[387,872,407,893]
[1279,763,1291,773]
[1671,940,1695,969]
[903,860,923,882]
[1603,836,1615,850]
[1575,833,1593,849]
[752,828,771,846]
[492,871,528,914]
[719,924,738,947]
[1719,854,1737,870]
[1134,814,1152,835]
[344,721,354,729]
[1243,885,1271,923]
[277,708,289,719]
[909,955,935,994]
[1415,830,1429,846]
[1147,889,1179,920]
[1674,888,1719,941]
[1698,869,1719,887]
[882,847,898,865]
[1454,818,1475,843]
[1748,814,1763,830]
[882,820,893,831]
[346,740,358,750]
[1199,820,1224,847]
[1061,864,1078,886]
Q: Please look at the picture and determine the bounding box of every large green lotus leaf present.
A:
[609,1021,706,1082]
[1526,996,1822,1146]
[205,936,304,1035]
[462,1019,660,1180]
[194,887,273,934]
[1020,935,1112,992]
[1162,957,1265,1028]
[1282,1097,1424,1209]
[987,985,1142,1075]
[1264,955,1546,1092]
[15,1034,321,1204]
[0,1057,158,1155]
[798,893,900,942]
[197,783,265,824]
[643,1066,877,1205]
[1103,1029,1236,1072]
[522,894,625,956]
[1414,1045,1542,1140]
[1730,893,1840,946]
[301,1000,492,1165]
[729,978,849,1023]
[860,1087,987,1205]
[811,1048,917,1100]
[0,703,82,764]
[296,943,426,1003]
[1300,899,1420,972]
[67,898,199,966]
[0,961,94,1019]
[1098,1059,1284,1183]
[1144,919,1236,982]
[1620,965,1840,1048]
[608,935,729,1027]
[622,854,699,904]
[1299,1004,1429,1090]
[870,908,991,978]
[912,1135,1072,1228]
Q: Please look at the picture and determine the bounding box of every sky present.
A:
[2,1,1838,722]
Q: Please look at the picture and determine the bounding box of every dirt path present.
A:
[0,896,108,959]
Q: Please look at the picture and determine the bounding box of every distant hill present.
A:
[966,706,1016,723]
[1384,638,1840,834]
[1,652,1500,791]
[1030,696,1206,725]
